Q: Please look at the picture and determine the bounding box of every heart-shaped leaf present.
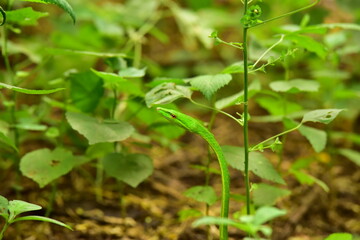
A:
[102,153,153,188]
[20,148,75,188]
[66,112,134,145]
[184,186,217,205]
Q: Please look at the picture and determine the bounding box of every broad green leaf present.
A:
[6,7,48,26]
[8,200,41,220]
[118,67,146,78]
[178,209,202,222]
[222,61,244,74]
[86,143,114,159]
[252,206,286,225]
[256,96,302,116]
[299,125,327,153]
[290,169,329,192]
[91,69,143,96]
[12,215,72,230]
[146,77,185,88]
[183,186,217,205]
[222,146,285,184]
[0,82,64,94]
[269,79,319,93]
[103,153,153,188]
[285,34,327,59]
[187,74,232,100]
[253,184,291,206]
[20,148,75,188]
[68,71,104,113]
[0,132,18,151]
[66,112,134,145]
[302,109,343,124]
[215,79,261,109]
[324,233,353,240]
[0,195,9,219]
[21,0,76,23]
[338,149,360,167]
[145,82,192,107]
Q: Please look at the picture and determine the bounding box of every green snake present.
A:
[157,107,230,240]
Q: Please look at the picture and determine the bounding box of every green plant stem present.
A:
[242,0,251,216]
[45,182,58,217]
[251,125,300,151]
[250,0,320,28]
[0,222,9,240]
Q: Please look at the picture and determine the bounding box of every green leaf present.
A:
[253,184,291,206]
[46,48,127,58]
[86,143,114,159]
[222,146,285,184]
[6,7,48,26]
[0,195,9,219]
[192,216,241,228]
[66,112,134,145]
[12,216,72,230]
[256,96,302,116]
[222,61,244,74]
[252,206,286,225]
[285,34,327,59]
[299,125,327,153]
[302,109,343,124]
[178,209,202,222]
[0,82,64,95]
[187,74,232,100]
[183,186,217,205]
[20,148,75,188]
[21,0,76,23]
[68,71,104,113]
[102,153,153,188]
[145,82,192,107]
[0,132,18,151]
[118,67,146,78]
[269,79,319,93]
[215,79,261,109]
[8,200,41,221]
[324,233,353,240]
[290,169,329,192]
[338,149,360,167]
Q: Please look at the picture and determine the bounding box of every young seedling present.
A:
[0,195,72,240]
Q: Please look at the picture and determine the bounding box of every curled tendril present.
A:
[0,6,6,26]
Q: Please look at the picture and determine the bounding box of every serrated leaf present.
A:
[8,200,41,220]
[183,186,217,205]
[302,109,343,124]
[324,233,353,240]
[0,82,64,94]
[187,74,232,99]
[285,34,327,59]
[222,146,285,184]
[338,149,360,167]
[253,184,291,206]
[102,153,153,188]
[6,7,48,26]
[21,0,76,23]
[215,79,261,109]
[68,71,104,113]
[66,112,134,145]
[269,79,319,93]
[13,215,73,230]
[145,82,192,107]
[20,148,75,188]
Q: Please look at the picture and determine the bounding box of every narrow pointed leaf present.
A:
[0,83,64,94]
[13,216,72,230]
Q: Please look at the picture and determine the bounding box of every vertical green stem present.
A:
[0,222,9,240]
[242,1,251,216]
[45,182,57,217]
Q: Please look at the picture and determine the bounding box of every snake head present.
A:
[156,107,196,132]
